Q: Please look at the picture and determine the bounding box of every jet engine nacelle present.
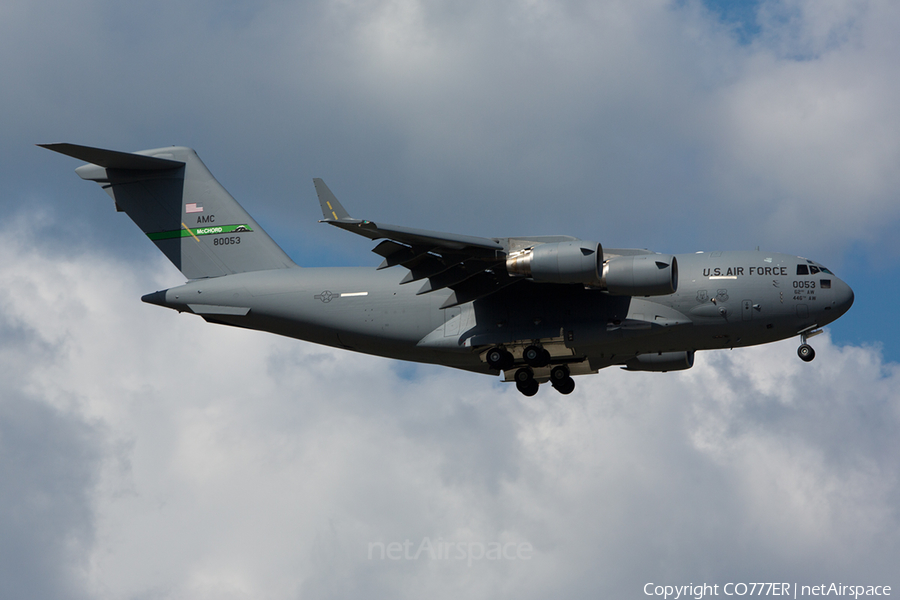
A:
[601,254,678,296]
[624,351,694,372]
[506,241,603,285]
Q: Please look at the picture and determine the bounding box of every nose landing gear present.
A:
[797,326,822,363]
[797,344,815,362]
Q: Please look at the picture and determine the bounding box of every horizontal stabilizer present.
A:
[39,143,184,170]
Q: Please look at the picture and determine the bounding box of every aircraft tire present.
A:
[550,364,570,383]
[486,347,514,371]
[552,376,575,395]
[798,344,816,362]
[516,378,540,397]
[514,367,534,383]
[523,345,550,368]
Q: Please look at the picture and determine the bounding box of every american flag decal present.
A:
[185,203,203,213]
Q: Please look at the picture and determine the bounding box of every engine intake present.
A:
[601,255,677,296]
[624,351,694,372]
[506,241,603,285]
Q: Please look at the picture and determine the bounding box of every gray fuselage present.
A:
[145,249,854,377]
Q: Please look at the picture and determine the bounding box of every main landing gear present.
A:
[522,344,551,368]
[549,365,575,395]
[514,368,540,397]
[486,347,515,371]
[514,365,575,396]
[797,327,822,363]
[488,346,577,396]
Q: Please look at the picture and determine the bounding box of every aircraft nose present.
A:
[833,278,854,316]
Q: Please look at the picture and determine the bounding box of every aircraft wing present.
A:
[314,179,514,307]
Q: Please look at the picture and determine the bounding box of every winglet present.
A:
[313,178,352,221]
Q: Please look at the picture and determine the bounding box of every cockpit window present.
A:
[809,265,820,274]
[821,267,833,274]
[796,264,809,275]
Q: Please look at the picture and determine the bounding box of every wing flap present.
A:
[416,261,492,295]
[439,271,520,308]
[398,252,468,284]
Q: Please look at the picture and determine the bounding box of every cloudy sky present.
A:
[1,0,899,598]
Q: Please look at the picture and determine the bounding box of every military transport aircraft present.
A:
[42,143,854,396]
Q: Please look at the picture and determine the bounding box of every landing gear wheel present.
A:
[486,347,514,371]
[552,377,575,395]
[550,365,569,383]
[514,367,534,383]
[798,344,815,362]
[523,345,551,368]
[550,365,575,394]
[516,378,540,397]
[514,367,540,396]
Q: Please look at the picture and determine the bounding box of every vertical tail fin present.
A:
[41,144,296,279]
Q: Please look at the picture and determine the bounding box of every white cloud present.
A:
[0,225,897,599]
[8,0,899,259]
[2,0,900,596]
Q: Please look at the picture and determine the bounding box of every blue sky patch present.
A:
[702,0,763,44]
